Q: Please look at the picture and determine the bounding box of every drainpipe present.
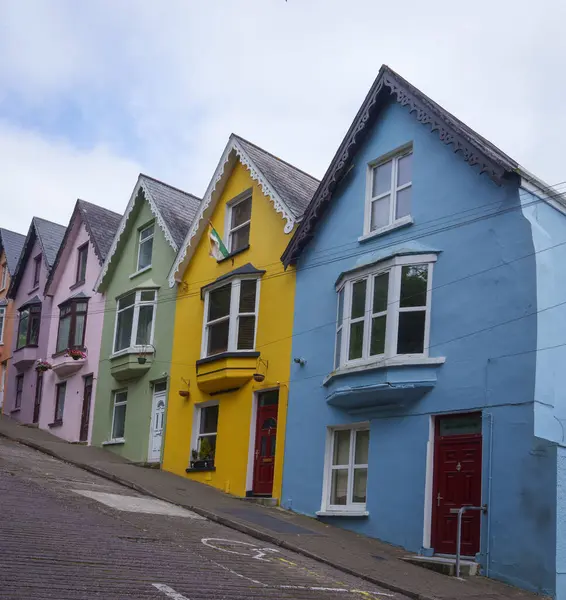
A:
[484,412,494,577]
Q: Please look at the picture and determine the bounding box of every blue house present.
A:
[281,65,566,598]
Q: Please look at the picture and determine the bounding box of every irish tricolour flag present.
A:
[208,222,229,260]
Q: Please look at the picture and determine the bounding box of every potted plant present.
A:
[66,348,86,361]
[35,359,52,373]
[190,439,215,470]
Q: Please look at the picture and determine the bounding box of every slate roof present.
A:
[233,135,319,219]
[140,175,201,249]
[281,64,536,266]
[77,200,122,263]
[0,228,25,275]
[8,217,66,298]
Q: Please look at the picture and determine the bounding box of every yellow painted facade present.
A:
[162,161,297,500]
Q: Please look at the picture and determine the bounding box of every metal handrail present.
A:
[450,505,487,577]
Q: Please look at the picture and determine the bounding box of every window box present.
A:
[52,355,86,378]
[196,351,259,393]
[110,349,153,381]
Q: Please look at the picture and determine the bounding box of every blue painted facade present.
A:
[282,96,566,597]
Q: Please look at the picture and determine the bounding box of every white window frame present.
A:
[334,254,436,370]
[320,424,370,514]
[0,306,5,344]
[112,289,157,355]
[364,145,413,236]
[111,389,128,441]
[0,263,7,291]
[136,222,155,272]
[201,277,260,358]
[192,401,219,456]
[225,191,252,253]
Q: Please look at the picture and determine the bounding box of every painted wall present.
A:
[91,200,177,463]
[0,248,16,411]
[281,100,555,594]
[40,221,105,442]
[5,236,53,423]
[162,161,295,500]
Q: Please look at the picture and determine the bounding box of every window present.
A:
[0,263,7,290]
[15,374,24,409]
[56,300,88,353]
[137,223,154,271]
[335,256,433,369]
[54,382,66,422]
[227,194,251,253]
[202,278,259,357]
[195,403,218,460]
[366,149,412,233]
[325,427,369,511]
[17,304,41,349]
[0,306,4,344]
[111,390,127,440]
[113,290,156,353]
[75,244,88,284]
[33,254,42,287]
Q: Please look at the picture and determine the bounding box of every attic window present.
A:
[226,193,251,253]
[0,263,7,291]
[75,244,88,285]
[33,254,42,287]
[137,223,154,271]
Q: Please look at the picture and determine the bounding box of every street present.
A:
[0,438,406,600]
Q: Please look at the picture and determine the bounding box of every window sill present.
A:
[10,408,21,414]
[186,466,216,473]
[129,266,152,280]
[110,347,154,360]
[316,510,369,518]
[14,345,38,352]
[48,419,63,428]
[69,279,85,291]
[217,245,250,263]
[324,356,446,385]
[52,346,86,359]
[28,286,40,294]
[359,216,413,243]
[196,350,260,367]
[102,438,125,446]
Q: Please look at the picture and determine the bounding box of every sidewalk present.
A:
[0,415,546,600]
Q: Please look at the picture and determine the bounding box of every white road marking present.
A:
[152,583,191,599]
[72,490,205,518]
[279,586,393,596]
[201,537,280,561]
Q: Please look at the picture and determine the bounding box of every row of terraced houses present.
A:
[3,66,566,598]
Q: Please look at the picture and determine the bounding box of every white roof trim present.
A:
[519,167,566,218]
[93,175,178,292]
[167,135,297,288]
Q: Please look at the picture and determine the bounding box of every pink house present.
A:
[5,218,66,423]
[41,200,121,442]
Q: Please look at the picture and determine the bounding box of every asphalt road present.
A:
[0,437,408,600]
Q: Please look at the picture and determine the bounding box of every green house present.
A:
[91,175,200,463]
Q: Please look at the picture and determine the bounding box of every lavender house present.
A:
[41,200,122,442]
[5,218,66,423]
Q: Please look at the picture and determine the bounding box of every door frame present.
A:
[33,370,43,424]
[147,380,168,463]
[428,411,483,556]
[245,387,279,495]
[79,373,94,443]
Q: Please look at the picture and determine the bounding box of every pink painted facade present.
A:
[6,237,54,423]
[41,220,105,443]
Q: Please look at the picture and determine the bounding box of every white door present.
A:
[149,382,167,462]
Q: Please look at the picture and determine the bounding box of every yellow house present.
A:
[163,135,318,501]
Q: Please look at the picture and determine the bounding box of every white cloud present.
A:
[1,0,566,232]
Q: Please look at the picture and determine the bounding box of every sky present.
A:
[1,0,564,234]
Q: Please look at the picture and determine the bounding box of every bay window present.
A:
[324,426,369,512]
[202,278,259,357]
[113,290,156,353]
[17,304,41,349]
[334,255,434,369]
[56,300,88,353]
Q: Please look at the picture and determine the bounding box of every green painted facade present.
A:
[91,194,177,463]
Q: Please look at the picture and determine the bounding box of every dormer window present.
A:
[137,223,154,272]
[226,193,252,253]
[33,254,42,288]
[365,147,412,235]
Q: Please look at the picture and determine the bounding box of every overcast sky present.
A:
[1,0,564,233]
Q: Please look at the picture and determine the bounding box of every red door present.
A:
[431,413,482,556]
[33,371,43,424]
[252,390,279,496]
[80,375,93,442]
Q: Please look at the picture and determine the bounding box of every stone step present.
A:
[403,555,479,577]
[241,496,279,507]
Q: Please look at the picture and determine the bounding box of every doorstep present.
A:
[403,555,479,577]
[241,496,279,507]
